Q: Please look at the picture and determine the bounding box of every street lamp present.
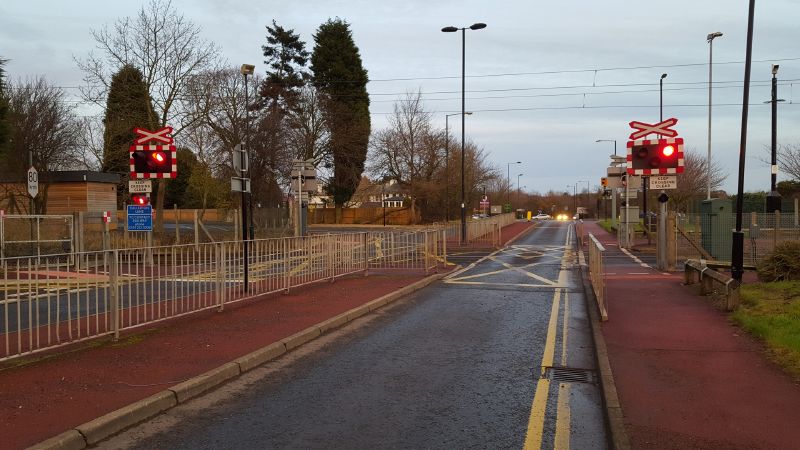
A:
[659,73,667,121]
[732,0,756,282]
[517,173,523,205]
[766,64,785,212]
[706,32,723,200]
[442,22,486,242]
[507,161,521,205]
[240,63,255,292]
[595,139,616,156]
[445,111,472,223]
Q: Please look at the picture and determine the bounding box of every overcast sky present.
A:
[2,0,800,197]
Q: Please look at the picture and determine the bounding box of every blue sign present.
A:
[127,205,153,231]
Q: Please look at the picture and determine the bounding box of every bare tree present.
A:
[669,149,728,212]
[775,143,800,181]
[75,116,104,171]
[76,0,219,230]
[369,91,443,221]
[285,85,329,166]
[3,77,84,212]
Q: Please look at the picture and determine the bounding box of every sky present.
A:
[2,0,800,198]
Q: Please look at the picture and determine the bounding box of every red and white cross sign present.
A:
[134,126,174,145]
[628,118,679,140]
[102,211,112,223]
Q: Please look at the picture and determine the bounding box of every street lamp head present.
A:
[516,161,521,164]
[240,64,255,75]
[465,111,473,115]
[707,31,723,41]
[470,23,487,30]
[661,73,668,79]
[772,64,780,75]
[441,26,458,32]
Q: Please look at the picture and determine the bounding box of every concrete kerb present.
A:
[577,247,631,450]
[75,390,177,446]
[28,270,449,450]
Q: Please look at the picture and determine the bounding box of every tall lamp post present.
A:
[706,32,723,200]
[442,22,486,243]
[595,139,617,156]
[732,0,756,282]
[517,173,523,206]
[766,64,784,213]
[596,140,617,225]
[445,111,472,223]
[577,180,589,217]
[240,63,255,292]
[507,161,521,206]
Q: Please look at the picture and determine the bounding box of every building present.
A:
[0,170,121,219]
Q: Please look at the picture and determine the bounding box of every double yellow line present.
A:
[523,224,573,450]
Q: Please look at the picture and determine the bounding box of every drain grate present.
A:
[543,366,596,384]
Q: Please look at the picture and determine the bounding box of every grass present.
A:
[596,219,645,234]
[597,219,614,233]
[734,281,800,379]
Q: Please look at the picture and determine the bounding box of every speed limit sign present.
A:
[27,166,38,198]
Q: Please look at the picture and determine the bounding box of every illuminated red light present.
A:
[661,145,675,157]
[152,152,166,163]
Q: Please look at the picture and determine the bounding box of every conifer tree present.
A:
[310,18,370,219]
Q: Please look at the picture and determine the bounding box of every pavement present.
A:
[581,220,800,450]
[1,222,534,450]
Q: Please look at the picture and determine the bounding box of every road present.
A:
[99,220,606,449]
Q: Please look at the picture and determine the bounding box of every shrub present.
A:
[757,241,800,282]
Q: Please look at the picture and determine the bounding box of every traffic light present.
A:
[627,138,684,175]
[131,193,150,206]
[130,145,177,178]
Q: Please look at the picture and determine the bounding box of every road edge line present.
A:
[577,247,631,450]
[26,271,448,450]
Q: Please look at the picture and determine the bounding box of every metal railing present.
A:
[0,214,74,260]
[587,233,608,321]
[0,230,445,362]
[441,212,516,246]
[676,211,800,265]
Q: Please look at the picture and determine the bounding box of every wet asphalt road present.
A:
[101,220,606,449]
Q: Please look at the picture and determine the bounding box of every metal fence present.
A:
[0,229,445,362]
[676,211,800,265]
[440,212,517,246]
[0,214,74,260]
[587,233,608,321]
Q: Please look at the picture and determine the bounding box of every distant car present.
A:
[556,213,569,221]
[471,213,488,220]
[532,213,551,220]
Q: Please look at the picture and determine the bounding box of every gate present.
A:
[0,214,74,262]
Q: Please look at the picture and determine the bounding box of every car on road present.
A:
[531,213,551,220]
[556,213,570,221]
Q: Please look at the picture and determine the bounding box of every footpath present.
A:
[582,220,800,450]
[1,222,533,450]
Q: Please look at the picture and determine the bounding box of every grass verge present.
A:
[734,281,800,380]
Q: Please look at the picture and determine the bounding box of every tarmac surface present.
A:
[581,220,800,450]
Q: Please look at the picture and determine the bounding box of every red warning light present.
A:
[661,145,675,157]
